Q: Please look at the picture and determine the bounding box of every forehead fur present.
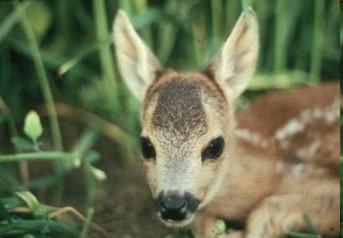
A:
[153,76,206,139]
[144,71,227,140]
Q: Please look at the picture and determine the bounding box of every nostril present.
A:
[157,192,188,221]
[161,194,186,211]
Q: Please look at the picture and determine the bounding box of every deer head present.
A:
[113,9,259,227]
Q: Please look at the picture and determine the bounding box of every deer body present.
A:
[113,9,339,238]
[198,83,339,238]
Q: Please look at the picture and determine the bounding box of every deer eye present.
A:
[140,137,156,159]
[202,137,225,161]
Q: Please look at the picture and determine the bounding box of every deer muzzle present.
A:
[155,191,200,225]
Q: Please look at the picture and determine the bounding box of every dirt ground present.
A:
[90,165,175,238]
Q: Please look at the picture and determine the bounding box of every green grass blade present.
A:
[79,208,94,238]
[16,1,63,151]
[0,151,77,163]
[310,0,325,82]
[92,0,118,120]
[0,1,31,43]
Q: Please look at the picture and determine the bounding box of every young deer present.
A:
[113,8,340,238]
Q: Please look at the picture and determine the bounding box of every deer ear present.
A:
[205,8,259,98]
[113,10,162,102]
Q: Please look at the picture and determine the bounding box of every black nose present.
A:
[156,191,200,221]
[157,192,187,221]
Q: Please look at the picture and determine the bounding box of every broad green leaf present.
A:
[23,110,43,143]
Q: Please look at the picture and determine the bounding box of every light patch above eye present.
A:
[201,136,225,161]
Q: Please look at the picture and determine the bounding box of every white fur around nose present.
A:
[157,156,198,194]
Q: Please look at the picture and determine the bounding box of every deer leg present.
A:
[245,184,339,238]
[193,214,221,238]
[224,231,244,238]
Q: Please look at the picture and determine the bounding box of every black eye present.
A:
[201,137,225,161]
[140,137,156,159]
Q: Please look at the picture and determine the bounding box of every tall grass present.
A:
[17,2,63,151]
[92,0,118,120]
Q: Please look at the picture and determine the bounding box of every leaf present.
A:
[25,1,51,41]
[11,136,33,151]
[15,191,47,218]
[23,110,43,143]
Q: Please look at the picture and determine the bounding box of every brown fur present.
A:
[191,82,340,238]
[152,77,207,138]
[237,82,340,170]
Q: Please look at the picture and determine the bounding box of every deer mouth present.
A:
[154,191,200,227]
[159,214,195,228]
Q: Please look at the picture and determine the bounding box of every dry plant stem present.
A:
[47,206,110,237]
[53,103,134,142]
[51,103,137,163]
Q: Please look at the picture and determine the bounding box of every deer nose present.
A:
[157,192,187,221]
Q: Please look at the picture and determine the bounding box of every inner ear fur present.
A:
[205,8,259,99]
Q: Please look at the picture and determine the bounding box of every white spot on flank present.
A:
[236,98,339,151]
[275,98,339,141]
[295,140,321,161]
[276,161,287,174]
[235,128,270,149]
[295,148,307,160]
[313,108,322,119]
[275,119,304,141]
[292,163,305,175]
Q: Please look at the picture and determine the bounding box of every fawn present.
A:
[113,8,339,238]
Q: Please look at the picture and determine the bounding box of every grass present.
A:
[92,0,119,121]
[16,2,63,151]
[0,0,340,237]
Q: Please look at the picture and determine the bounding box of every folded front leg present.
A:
[194,214,244,238]
[225,231,244,238]
[245,187,339,238]
[193,214,221,238]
